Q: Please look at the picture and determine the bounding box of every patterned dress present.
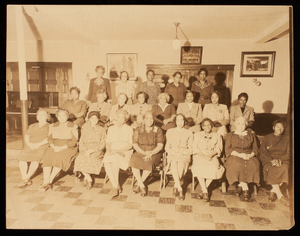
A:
[191,80,214,106]
[18,122,50,163]
[129,125,164,171]
[115,82,136,105]
[165,128,194,174]
[224,131,260,185]
[73,121,106,174]
[139,81,161,105]
[259,133,290,185]
[62,99,88,128]
[102,124,133,170]
[43,121,78,172]
[191,131,224,179]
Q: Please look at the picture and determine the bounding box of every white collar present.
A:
[234,130,248,136]
[158,103,169,111]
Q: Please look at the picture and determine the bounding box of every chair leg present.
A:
[192,174,195,192]
[103,173,108,186]
[222,181,227,194]
[159,171,163,190]
[253,184,258,195]
[131,175,135,188]
[163,172,166,189]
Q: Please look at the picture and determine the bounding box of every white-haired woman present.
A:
[224,116,260,201]
[17,109,51,187]
[109,93,131,125]
[151,93,176,132]
[103,110,133,197]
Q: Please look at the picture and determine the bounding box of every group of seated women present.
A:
[16,66,290,207]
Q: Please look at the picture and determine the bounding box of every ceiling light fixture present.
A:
[172,23,191,50]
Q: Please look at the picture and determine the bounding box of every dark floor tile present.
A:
[194,213,213,223]
[24,196,45,204]
[228,207,248,216]
[138,210,157,218]
[191,193,199,199]
[99,188,111,194]
[123,179,133,185]
[51,222,74,229]
[72,199,93,206]
[39,212,63,221]
[93,183,103,188]
[123,202,141,210]
[31,203,54,212]
[53,181,65,186]
[259,203,279,211]
[147,191,160,197]
[55,186,73,192]
[175,205,193,213]
[18,190,38,195]
[250,216,273,226]
[165,182,175,187]
[185,188,191,193]
[95,215,117,226]
[63,192,82,198]
[110,195,128,202]
[83,207,104,215]
[6,218,18,228]
[209,200,226,207]
[215,223,236,230]
[155,219,175,229]
[159,197,175,204]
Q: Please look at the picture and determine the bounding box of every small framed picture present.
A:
[240,51,276,77]
[107,53,138,81]
[180,46,203,64]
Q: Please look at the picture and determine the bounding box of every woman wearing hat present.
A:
[259,120,290,206]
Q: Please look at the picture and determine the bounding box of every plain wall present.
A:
[6,37,290,113]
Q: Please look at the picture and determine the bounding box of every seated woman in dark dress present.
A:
[151,93,176,132]
[129,111,164,197]
[259,120,290,206]
[17,109,50,187]
[224,116,260,201]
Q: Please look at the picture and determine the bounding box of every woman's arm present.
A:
[133,143,146,155]
[192,132,200,155]
[75,101,88,118]
[187,131,194,155]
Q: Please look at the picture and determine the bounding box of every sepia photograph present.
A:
[6,5,293,230]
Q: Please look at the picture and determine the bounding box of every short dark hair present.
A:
[146,69,155,76]
[173,71,182,78]
[95,65,105,73]
[175,113,187,126]
[88,111,101,120]
[238,92,249,102]
[272,119,287,129]
[70,86,80,94]
[55,109,69,119]
[198,68,208,77]
[120,71,129,80]
[210,91,222,100]
[185,90,194,98]
[136,91,148,101]
[201,118,214,128]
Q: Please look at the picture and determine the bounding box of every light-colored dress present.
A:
[177,102,203,132]
[18,122,50,163]
[191,131,224,179]
[115,82,136,105]
[102,124,133,170]
[43,121,78,172]
[62,99,88,128]
[203,103,229,137]
[73,121,106,174]
[165,128,193,174]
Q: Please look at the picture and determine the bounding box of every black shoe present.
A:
[240,190,250,201]
[268,192,277,202]
[140,186,147,197]
[236,186,242,196]
[38,183,52,192]
[203,193,210,202]
[197,192,204,199]
[110,187,119,198]
[132,185,140,193]
[173,187,179,197]
[178,191,185,201]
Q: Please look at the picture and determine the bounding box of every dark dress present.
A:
[259,133,290,185]
[224,131,260,185]
[164,82,187,108]
[151,104,176,131]
[43,121,78,172]
[18,122,50,163]
[62,100,88,127]
[129,125,164,171]
[88,77,112,102]
[191,80,214,106]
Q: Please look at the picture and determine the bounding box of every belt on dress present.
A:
[200,97,209,100]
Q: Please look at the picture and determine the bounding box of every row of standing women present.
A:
[17,106,290,206]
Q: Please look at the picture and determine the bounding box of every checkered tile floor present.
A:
[6,159,293,230]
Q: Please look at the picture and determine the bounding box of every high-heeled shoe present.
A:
[110,187,119,198]
[197,192,204,199]
[236,186,242,196]
[240,190,250,201]
[140,186,147,197]
[178,191,185,201]
[18,179,32,187]
[173,187,179,197]
[203,193,210,202]
[132,185,140,193]
[268,192,277,202]
[117,185,122,194]
[38,183,52,192]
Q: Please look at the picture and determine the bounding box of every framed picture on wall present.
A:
[107,53,138,81]
[240,51,276,77]
[180,46,203,64]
